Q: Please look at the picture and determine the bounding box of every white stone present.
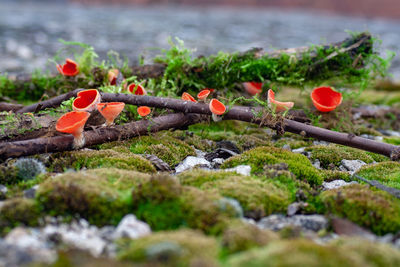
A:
[224,165,251,176]
[175,156,211,173]
[341,159,367,175]
[112,214,151,240]
[322,179,358,190]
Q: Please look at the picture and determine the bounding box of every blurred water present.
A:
[0,2,399,79]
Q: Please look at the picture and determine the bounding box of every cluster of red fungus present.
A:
[243,81,342,113]
[55,57,343,149]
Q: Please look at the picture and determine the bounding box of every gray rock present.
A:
[313,140,330,146]
[257,214,328,232]
[282,144,291,151]
[111,214,151,240]
[211,157,225,168]
[322,180,358,190]
[218,197,243,218]
[23,185,39,199]
[340,159,367,175]
[0,185,7,200]
[223,165,251,176]
[292,147,305,154]
[287,202,308,216]
[175,156,211,173]
[312,159,321,169]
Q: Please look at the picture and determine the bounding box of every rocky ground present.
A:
[1,92,400,266]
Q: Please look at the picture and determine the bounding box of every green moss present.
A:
[100,133,195,167]
[384,136,400,145]
[356,162,400,190]
[36,169,149,226]
[170,130,216,152]
[0,198,41,234]
[221,146,322,186]
[50,149,156,173]
[306,144,388,168]
[274,138,312,149]
[132,173,234,234]
[232,134,272,151]
[331,238,400,267]
[320,184,400,234]
[320,170,351,182]
[117,229,219,267]
[0,164,19,185]
[225,239,367,267]
[221,220,278,255]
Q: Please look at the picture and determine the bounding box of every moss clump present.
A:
[222,220,278,255]
[225,239,367,267]
[179,170,290,219]
[100,133,195,167]
[331,238,400,267]
[306,144,388,168]
[117,229,219,266]
[132,173,235,234]
[0,164,19,185]
[356,162,400,190]
[50,149,156,173]
[320,170,351,182]
[36,169,149,226]
[0,198,41,234]
[13,158,46,181]
[221,146,322,186]
[320,184,400,234]
[273,138,312,150]
[170,130,216,152]
[232,134,272,152]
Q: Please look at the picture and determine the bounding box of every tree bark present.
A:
[0,113,201,160]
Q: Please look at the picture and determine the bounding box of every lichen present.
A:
[306,144,388,168]
[320,184,400,234]
[221,146,322,186]
[117,229,219,267]
[356,161,400,190]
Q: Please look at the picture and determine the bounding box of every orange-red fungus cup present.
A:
[56,58,79,76]
[73,89,101,112]
[137,106,151,117]
[209,98,226,122]
[182,92,197,102]
[197,89,211,102]
[108,69,119,85]
[97,102,125,126]
[56,111,90,148]
[243,82,262,96]
[128,83,147,95]
[311,86,342,112]
[267,89,294,112]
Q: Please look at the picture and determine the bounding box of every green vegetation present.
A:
[306,144,388,168]
[320,184,400,235]
[357,162,400,189]
[221,146,323,186]
[49,149,156,173]
[117,229,219,266]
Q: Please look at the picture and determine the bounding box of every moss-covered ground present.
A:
[1,34,400,266]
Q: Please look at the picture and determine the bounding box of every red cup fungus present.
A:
[108,69,119,85]
[56,58,79,76]
[311,86,343,112]
[137,106,151,117]
[56,111,90,148]
[243,82,263,96]
[73,89,101,112]
[97,102,125,126]
[209,98,226,122]
[267,89,294,112]
[197,89,211,102]
[128,83,147,95]
[182,92,197,102]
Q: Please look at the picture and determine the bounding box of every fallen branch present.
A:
[352,174,400,199]
[3,93,400,160]
[0,113,201,160]
[99,93,400,160]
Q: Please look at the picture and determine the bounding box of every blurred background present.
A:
[1,0,399,80]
